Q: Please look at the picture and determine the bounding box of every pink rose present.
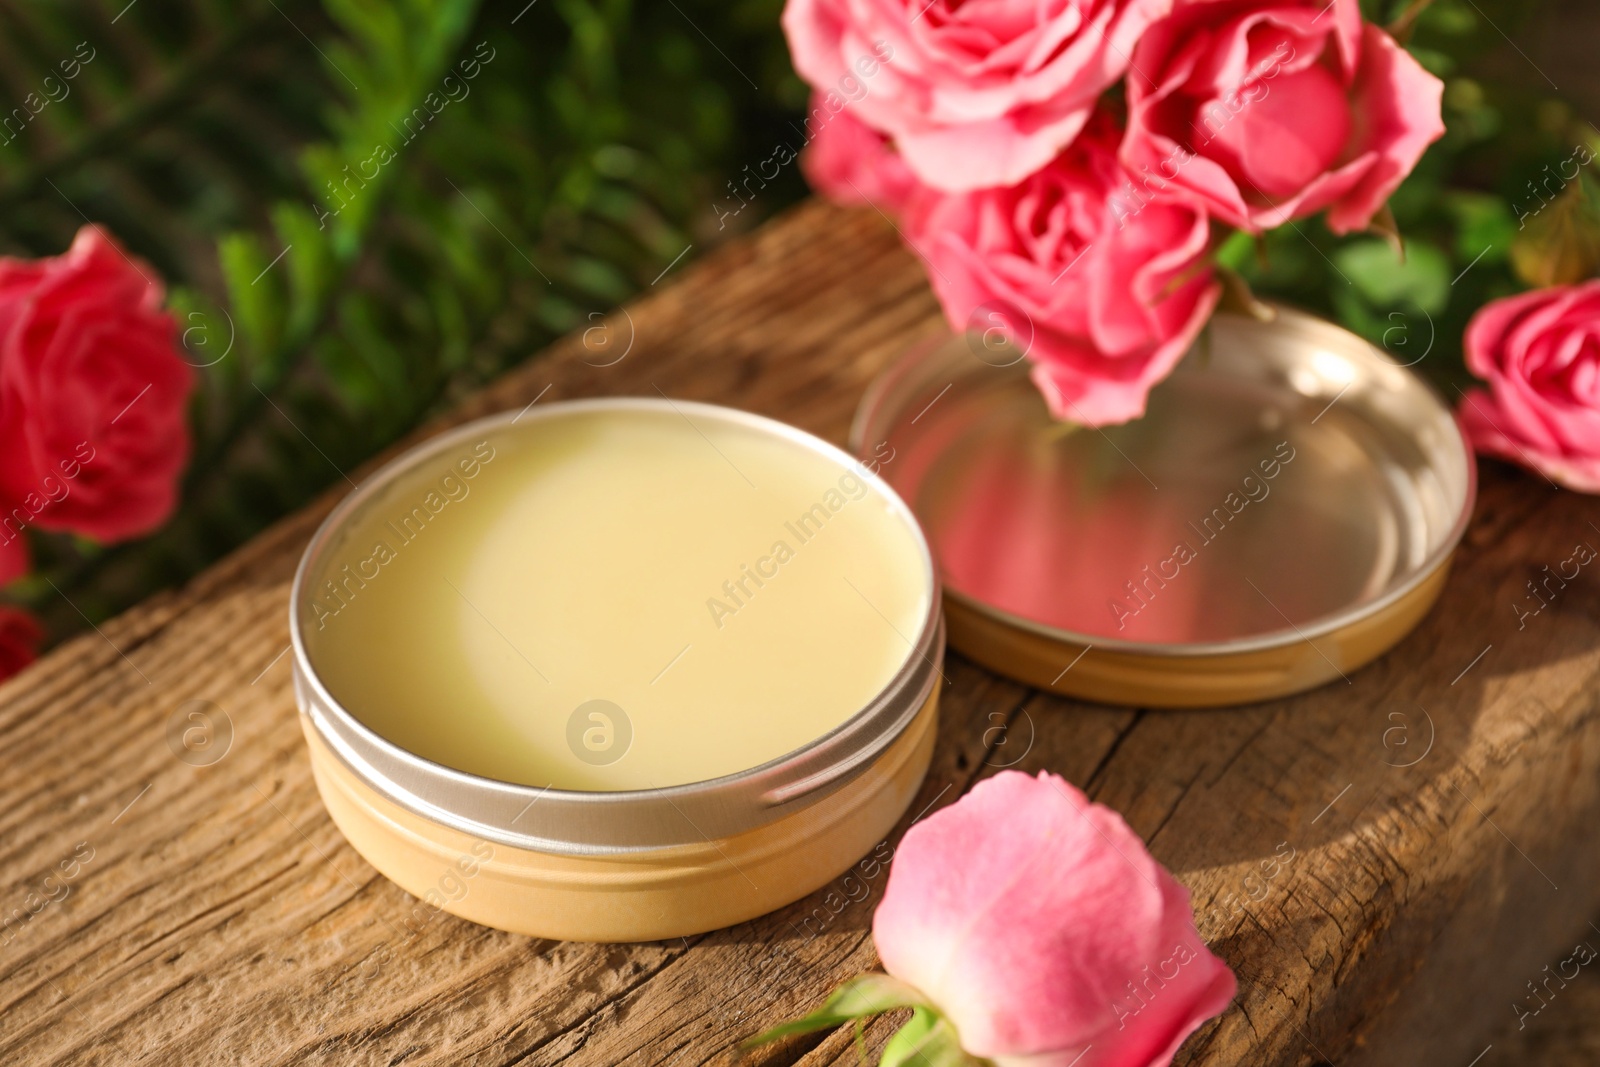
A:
[1121,0,1445,234]
[0,605,42,682]
[1457,281,1600,492]
[0,226,194,543]
[875,771,1235,1066]
[912,117,1220,426]
[800,94,918,215]
[782,0,1173,192]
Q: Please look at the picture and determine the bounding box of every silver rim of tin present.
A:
[850,307,1478,659]
[290,398,944,857]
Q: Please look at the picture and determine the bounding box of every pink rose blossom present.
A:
[782,0,1173,192]
[1458,282,1600,492]
[912,117,1220,425]
[874,771,1235,1066]
[800,94,918,215]
[0,226,194,543]
[1121,0,1444,234]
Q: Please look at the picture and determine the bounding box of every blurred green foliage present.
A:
[0,0,812,637]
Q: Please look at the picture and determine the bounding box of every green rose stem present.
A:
[743,974,993,1067]
[1387,0,1438,45]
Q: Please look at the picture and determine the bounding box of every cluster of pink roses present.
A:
[0,226,195,681]
[785,0,1446,426]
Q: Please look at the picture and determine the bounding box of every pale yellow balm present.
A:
[304,405,930,791]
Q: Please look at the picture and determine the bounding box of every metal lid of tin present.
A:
[850,308,1475,704]
[290,399,943,856]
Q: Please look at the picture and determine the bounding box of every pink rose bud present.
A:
[1458,281,1600,492]
[874,771,1236,1067]
[1121,0,1445,234]
[782,0,1175,192]
[0,225,194,543]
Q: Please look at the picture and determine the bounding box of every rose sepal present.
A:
[880,1007,989,1067]
[743,976,991,1066]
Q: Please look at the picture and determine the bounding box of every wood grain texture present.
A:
[3,199,1600,1066]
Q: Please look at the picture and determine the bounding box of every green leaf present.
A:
[1443,191,1516,264]
[1419,0,1478,34]
[270,202,336,342]
[1213,229,1257,273]
[1510,174,1600,288]
[742,975,929,1050]
[1333,238,1454,315]
[1407,45,1454,78]
[217,231,282,361]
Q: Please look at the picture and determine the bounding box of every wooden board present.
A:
[2,199,1599,1067]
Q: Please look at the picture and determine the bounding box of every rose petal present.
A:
[783,0,1173,192]
[874,771,1236,1065]
[913,115,1218,425]
[1122,0,1442,234]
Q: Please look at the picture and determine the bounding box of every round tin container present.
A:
[851,308,1475,707]
[290,399,943,941]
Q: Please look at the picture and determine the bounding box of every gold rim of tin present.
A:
[941,559,1453,707]
[300,685,940,941]
[851,308,1477,707]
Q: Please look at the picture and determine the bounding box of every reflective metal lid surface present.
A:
[852,308,1475,657]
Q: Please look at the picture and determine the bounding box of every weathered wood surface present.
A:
[3,199,1600,1067]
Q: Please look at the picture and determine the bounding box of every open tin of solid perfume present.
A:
[291,399,942,941]
[851,307,1475,708]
